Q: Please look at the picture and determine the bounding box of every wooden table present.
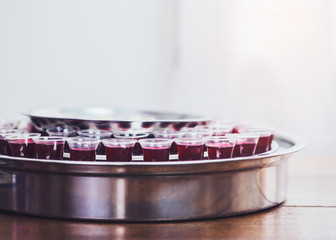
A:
[1,156,335,239]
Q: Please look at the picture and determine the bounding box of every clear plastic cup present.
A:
[175,138,205,161]
[6,133,41,158]
[66,137,100,161]
[33,137,65,160]
[196,125,232,137]
[77,129,112,138]
[233,122,271,134]
[78,129,112,155]
[0,129,22,155]
[152,130,185,154]
[182,129,213,138]
[180,129,212,153]
[113,132,149,156]
[138,138,173,162]
[239,128,274,154]
[47,126,79,153]
[205,137,236,159]
[102,139,137,162]
[226,134,260,158]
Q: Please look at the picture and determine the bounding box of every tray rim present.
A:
[0,130,305,176]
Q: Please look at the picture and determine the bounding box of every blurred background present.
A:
[0,0,335,172]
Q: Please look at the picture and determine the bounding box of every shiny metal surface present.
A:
[24,107,211,132]
[0,131,304,221]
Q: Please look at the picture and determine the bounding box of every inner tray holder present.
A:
[24,107,211,132]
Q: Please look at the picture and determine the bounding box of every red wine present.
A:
[255,136,270,154]
[77,130,111,155]
[113,133,148,156]
[34,142,65,160]
[177,144,204,160]
[69,148,96,161]
[232,142,257,157]
[152,131,182,155]
[0,138,11,155]
[207,144,233,159]
[105,146,133,162]
[9,139,36,158]
[142,147,170,162]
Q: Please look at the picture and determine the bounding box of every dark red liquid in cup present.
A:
[177,144,204,161]
[105,146,133,162]
[255,136,271,154]
[269,134,274,150]
[232,142,257,157]
[142,147,170,162]
[0,138,11,155]
[207,144,233,159]
[69,148,96,161]
[9,139,36,158]
[34,142,65,160]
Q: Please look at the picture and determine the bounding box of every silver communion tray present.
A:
[0,130,304,222]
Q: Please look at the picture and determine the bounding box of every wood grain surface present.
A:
[1,206,335,240]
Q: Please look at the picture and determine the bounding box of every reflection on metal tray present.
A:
[24,107,211,132]
[0,130,304,222]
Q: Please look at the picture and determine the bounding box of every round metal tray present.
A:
[24,107,211,132]
[0,130,304,222]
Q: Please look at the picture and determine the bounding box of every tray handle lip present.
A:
[273,129,306,156]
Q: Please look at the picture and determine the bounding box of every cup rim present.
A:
[152,130,185,138]
[138,138,173,148]
[182,131,213,138]
[5,133,41,140]
[238,129,274,136]
[196,125,233,131]
[78,129,112,136]
[205,137,236,146]
[0,129,22,137]
[113,132,149,139]
[33,136,66,143]
[102,138,137,147]
[225,133,260,139]
[66,136,101,144]
[175,137,205,145]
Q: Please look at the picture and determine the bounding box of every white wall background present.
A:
[1,0,335,158]
[0,0,175,110]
